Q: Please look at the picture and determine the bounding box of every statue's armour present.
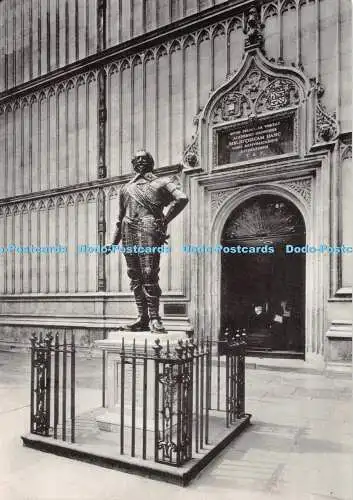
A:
[119,172,182,222]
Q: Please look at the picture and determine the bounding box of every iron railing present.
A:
[30,332,75,442]
[29,330,246,467]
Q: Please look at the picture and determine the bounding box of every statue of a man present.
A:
[110,150,189,333]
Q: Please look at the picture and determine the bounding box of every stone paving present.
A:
[0,351,351,500]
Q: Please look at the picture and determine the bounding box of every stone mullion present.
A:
[296,1,301,68]
[130,63,134,158]
[315,0,320,83]
[142,57,147,148]
[75,0,79,60]
[85,0,90,57]
[29,100,33,192]
[55,91,59,187]
[45,206,50,293]
[334,146,342,292]
[55,0,59,67]
[97,0,107,292]
[19,210,23,293]
[4,3,8,89]
[118,66,123,176]
[37,99,42,192]
[142,0,147,33]
[28,208,32,293]
[168,47,172,165]
[196,37,200,113]
[226,22,231,76]
[65,89,69,186]
[4,216,8,293]
[75,83,79,184]
[85,78,90,181]
[21,0,25,82]
[11,213,15,293]
[65,0,69,65]
[5,110,8,197]
[118,0,122,44]
[55,204,59,293]
[74,199,79,292]
[97,189,106,291]
[47,93,50,190]
[12,107,16,196]
[29,0,33,80]
[278,1,284,63]
[155,54,159,166]
[13,1,16,85]
[181,40,186,152]
[37,0,41,75]
[36,209,41,293]
[106,192,111,291]
[106,69,112,175]
[20,103,24,194]
[46,0,50,73]
[84,198,89,292]
[335,0,341,132]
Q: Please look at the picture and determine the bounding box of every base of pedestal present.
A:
[22,414,251,486]
[95,329,193,351]
[96,409,156,432]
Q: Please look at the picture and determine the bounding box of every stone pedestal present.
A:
[94,330,192,432]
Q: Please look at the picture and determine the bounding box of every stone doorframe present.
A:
[187,156,331,362]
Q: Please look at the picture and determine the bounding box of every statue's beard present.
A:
[134,163,152,175]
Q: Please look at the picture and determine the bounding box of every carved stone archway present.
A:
[191,176,328,362]
[220,194,306,354]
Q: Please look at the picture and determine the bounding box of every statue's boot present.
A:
[144,284,167,334]
[123,315,150,331]
[123,284,149,331]
[149,318,167,334]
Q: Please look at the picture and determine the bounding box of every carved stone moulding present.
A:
[0,189,99,216]
[211,64,302,124]
[210,189,241,211]
[315,102,338,143]
[276,178,312,206]
[183,114,201,168]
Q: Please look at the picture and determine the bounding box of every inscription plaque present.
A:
[217,112,295,165]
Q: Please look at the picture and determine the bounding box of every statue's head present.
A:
[132,150,155,175]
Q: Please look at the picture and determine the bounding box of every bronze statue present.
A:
[109,150,188,333]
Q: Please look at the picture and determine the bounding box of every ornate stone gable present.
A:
[211,60,302,124]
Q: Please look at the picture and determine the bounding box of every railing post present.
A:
[142,338,148,460]
[175,340,183,466]
[120,337,125,455]
[70,332,76,443]
[153,339,162,463]
[53,333,60,439]
[62,332,67,441]
[225,331,230,428]
[237,330,246,418]
[205,338,211,444]
[30,333,36,434]
[44,333,53,437]
[187,339,195,460]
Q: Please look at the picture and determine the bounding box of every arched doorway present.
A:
[221,194,306,357]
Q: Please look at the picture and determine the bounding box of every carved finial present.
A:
[152,338,163,357]
[244,7,264,50]
[309,78,325,99]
